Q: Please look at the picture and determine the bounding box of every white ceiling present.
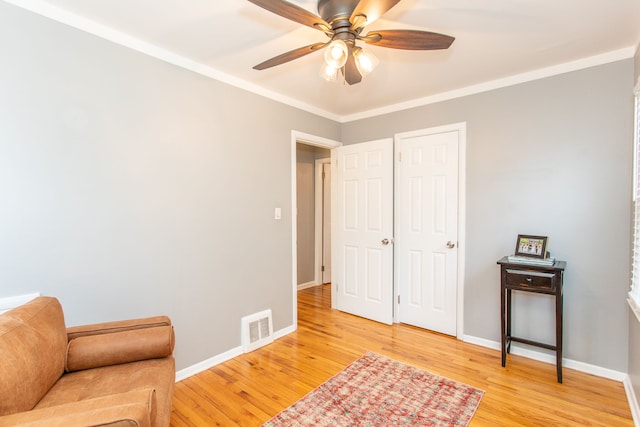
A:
[9,0,640,121]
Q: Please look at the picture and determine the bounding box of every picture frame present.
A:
[514,234,548,259]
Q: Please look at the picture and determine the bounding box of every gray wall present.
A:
[296,144,316,284]
[0,2,339,370]
[342,60,634,371]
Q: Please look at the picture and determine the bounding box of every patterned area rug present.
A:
[263,352,484,426]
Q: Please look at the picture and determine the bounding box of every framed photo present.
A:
[515,234,548,259]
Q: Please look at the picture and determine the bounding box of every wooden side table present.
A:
[497,256,567,383]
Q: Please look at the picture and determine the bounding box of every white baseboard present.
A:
[297,281,320,291]
[175,346,243,382]
[624,375,640,427]
[461,335,500,351]
[464,334,640,417]
[273,324,296,340]
[175,324,297,383]
[461,334,627,381]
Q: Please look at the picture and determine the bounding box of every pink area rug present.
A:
[263,352,484,426]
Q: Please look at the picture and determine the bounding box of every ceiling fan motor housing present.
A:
[318,0,360,24]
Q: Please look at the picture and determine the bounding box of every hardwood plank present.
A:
[171,284,633,426]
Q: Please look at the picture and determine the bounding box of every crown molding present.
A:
[3,0,342,122]
[5,0,635,125]
[340,47,636,123]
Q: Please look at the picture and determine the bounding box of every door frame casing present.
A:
[393,122,467,338]
[315,158,331,286]
[291,131,342,327]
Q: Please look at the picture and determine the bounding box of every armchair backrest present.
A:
[0,296,67,415]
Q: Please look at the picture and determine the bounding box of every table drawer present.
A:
[505,269,556,290]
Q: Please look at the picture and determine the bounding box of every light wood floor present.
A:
[171,284,633,426]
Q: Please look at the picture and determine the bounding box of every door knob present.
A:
[381,238,390,245]
[446,241,456,248]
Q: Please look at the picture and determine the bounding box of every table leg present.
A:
[556,288,563,383]
[506,288,512,354]
[501,284,506,367]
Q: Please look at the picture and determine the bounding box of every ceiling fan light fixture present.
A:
[319,62,340,82]
[324,39,348,68]
[354,46,379,76]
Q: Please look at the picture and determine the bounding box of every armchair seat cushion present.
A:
[34,358,175,426]
[0,388,157,427]
[0,389,156,427]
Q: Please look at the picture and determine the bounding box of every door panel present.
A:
[397,130,459,335]
[332,139,393,325]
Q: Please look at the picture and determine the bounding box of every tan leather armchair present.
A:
[0,296,175,427]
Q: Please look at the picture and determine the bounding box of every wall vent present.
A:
[241,309,274,353]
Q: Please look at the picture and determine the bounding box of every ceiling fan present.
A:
[248,0,455,85]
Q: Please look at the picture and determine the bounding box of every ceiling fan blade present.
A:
[248,0,331,32]
[343,47,362,85]
[363,29,455,50]
[253,42,327,70]
[350,0,402,27]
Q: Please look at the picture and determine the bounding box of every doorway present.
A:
[291,131,342,326]
[296,144,330,289]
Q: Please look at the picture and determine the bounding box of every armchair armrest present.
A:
[0,388,156,427]
[66,316,172,340]
[65,316,174,372]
